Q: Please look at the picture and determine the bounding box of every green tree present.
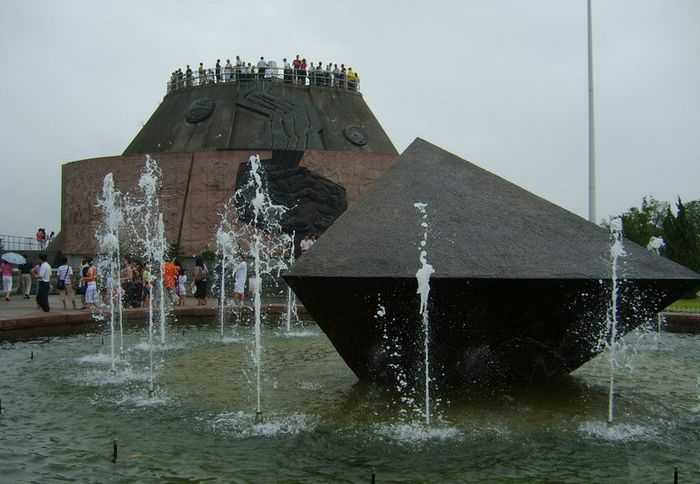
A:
[662,197,700,272]
[684,199,700,231]
[618,196,667,248]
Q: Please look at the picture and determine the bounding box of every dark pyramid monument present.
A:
[284,138,700,388]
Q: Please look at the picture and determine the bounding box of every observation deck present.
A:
[165,66,361,96]
[124,66,391,156]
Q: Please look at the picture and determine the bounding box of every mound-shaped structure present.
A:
[61,76,398,256]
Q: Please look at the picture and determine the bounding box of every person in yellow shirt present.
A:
[347,68,359,91]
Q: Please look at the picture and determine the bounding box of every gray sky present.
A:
[1,0,698,237]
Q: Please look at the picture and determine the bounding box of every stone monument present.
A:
[60,69,398,257]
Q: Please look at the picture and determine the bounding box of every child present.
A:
[176,270,187,306]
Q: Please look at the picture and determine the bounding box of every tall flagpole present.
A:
[587,0,597,223]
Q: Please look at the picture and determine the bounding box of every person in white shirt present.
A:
[257,57,267,80]
[300,234,313,254]
[177,270,187,306]
[82,259,98,310]
[234,56,242,81]
[266,59,276,80]
[309,62,316,86]
[56,256,76,310]
[233,260,247,304]
[35,254,51,312]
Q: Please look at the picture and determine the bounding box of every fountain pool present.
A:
[1,321,699,482]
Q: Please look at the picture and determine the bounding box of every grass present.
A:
[666,297,700,313]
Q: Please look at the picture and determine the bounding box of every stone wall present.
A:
[61,150,397,257]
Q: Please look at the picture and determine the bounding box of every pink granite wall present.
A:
[61,150,397,256]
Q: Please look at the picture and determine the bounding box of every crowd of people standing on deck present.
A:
[167,54,360,93]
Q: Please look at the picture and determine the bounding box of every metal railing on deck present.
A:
[165,66,360,95]
[0,234,46,252]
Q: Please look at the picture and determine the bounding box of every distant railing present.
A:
[165,66,361,95]
[0,234,46,252]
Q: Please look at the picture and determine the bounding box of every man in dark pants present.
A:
[35,253,51,312]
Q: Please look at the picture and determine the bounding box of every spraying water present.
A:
[96,173,125,371]
[126,155,169,396]
[284,231,297,332]
[607,217,626,424]
[646,236,665,255]
[134,155,169,346]
[414,202,435,426]
[216,226,237,337]
[235,154,290,423]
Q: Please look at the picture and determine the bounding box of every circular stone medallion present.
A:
[343,126,368,146]
[185,98,216,123]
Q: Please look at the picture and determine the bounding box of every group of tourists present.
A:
[1,254,58,312]
[108,256,214,309]
[167,55,360,93]
[0,253,252,315]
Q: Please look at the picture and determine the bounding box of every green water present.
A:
[0,322,698,483]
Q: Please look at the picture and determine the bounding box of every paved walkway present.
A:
[0,294,304,332]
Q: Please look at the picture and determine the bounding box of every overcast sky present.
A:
[0,0,698,237]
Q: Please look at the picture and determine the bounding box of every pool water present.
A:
[1,322,699,483]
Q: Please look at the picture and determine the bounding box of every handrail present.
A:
[165,66,361,95]
[0,234,47,252]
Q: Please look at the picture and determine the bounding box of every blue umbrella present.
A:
[1,252,26,265]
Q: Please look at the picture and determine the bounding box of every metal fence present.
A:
[166,66,360,95]
[0,234,46,252]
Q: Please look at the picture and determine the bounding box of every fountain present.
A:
[125,155,169,396]
[5,144,700,482]
[606,217,627,424]
[95,173,124,371]
[284,231,298,332]
[216,226,236,338]
[234,154,290,422]
[414,202,435,426]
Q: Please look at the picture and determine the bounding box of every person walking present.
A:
[35,254,51,312]
[56,256,76,309]
[1,259,14,301]
[19,256,32,299]
[193,256,209,306]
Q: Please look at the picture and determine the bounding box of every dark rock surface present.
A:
[123,82,397,155]
[234,150,347,241]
